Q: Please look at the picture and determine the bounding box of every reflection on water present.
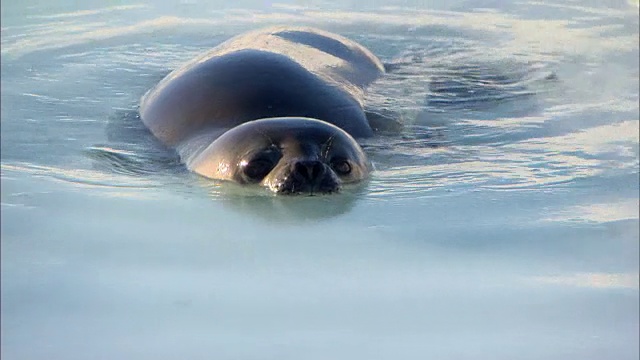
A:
[542,199,640,224]
[1,0,638,359]
[528,272,639,289]
[214,190,363,223]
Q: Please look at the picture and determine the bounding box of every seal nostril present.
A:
[295,160,324,181]
[294,161,310,180]
[311,161,324,178]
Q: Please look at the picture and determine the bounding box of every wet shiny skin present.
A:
[188,117,371,194]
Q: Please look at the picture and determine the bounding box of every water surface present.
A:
[1,0,639,359]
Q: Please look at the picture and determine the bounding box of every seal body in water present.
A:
[139,26,387,194]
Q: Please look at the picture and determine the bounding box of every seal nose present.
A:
[294,160,325,181]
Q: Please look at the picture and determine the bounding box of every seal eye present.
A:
[331,158,352,175]
[241,158,275,181]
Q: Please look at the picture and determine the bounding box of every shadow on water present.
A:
[363,55,559,160]
[424,63,557,111]
[380,52,558,118]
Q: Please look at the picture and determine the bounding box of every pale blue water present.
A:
[1,0,638,359]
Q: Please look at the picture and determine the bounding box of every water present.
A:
[1,0,638,359]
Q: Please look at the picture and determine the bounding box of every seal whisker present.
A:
[322,134,336,159]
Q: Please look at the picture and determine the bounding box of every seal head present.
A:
[187,117,370,194]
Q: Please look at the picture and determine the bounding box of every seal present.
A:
[139,26,387,194]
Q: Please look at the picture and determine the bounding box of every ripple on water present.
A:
[1,1,637,205]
